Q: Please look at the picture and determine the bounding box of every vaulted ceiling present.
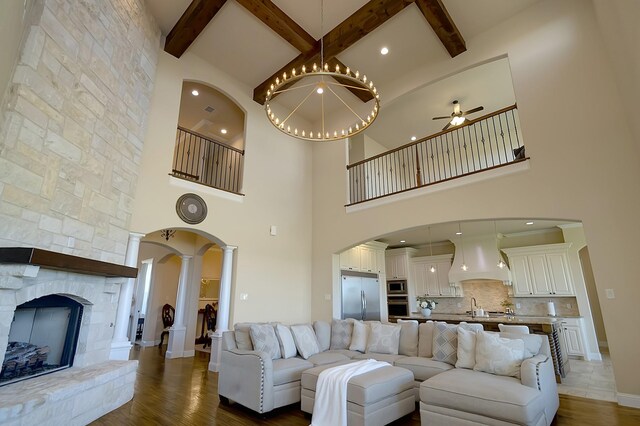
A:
[146,0,538,149]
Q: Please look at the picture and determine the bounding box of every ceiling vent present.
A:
[204,106,215,113]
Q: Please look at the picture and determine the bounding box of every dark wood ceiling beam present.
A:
[254,0,414,104]
[164,0,228,58]
[235,0,317,53]
[415,0,466,57]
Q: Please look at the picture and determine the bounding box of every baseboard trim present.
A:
[617,393,640,408]
[598,341,609,349]
[588,351,602,361]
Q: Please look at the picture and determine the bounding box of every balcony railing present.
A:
[347,104,526,205]
[170,126,244,195]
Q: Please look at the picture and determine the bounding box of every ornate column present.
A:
[166,255,192,359]
[209,245,236,371]
[110,232,145,360]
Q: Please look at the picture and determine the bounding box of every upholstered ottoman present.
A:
[301,362,415,426]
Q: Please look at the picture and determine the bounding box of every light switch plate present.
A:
[240,293,248,301]
[516,303,521,309]
[605,288,615,299]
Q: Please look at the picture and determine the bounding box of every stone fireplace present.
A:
[0,248,138,424]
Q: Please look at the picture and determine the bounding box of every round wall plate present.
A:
[176,193,208,224]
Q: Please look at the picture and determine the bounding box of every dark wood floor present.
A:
[92,346,640,426]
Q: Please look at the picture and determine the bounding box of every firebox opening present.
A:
[1,295,83,387]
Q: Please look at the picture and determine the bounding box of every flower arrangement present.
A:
[416,295,438,310]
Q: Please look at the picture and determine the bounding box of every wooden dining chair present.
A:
[158,304,175,347]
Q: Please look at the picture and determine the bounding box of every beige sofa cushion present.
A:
[352,352,406,364]
[308,352,351,366]
[349,320,367,352]
[397,319,419,356]
[234,322,257,350]
[474,331,525,378]
[394,356,453,381]
[420,369,545,425]
[313,320,331,351]
[418,321,434,357]
[272,357,313,386]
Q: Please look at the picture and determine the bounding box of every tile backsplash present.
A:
[429,280,580,317]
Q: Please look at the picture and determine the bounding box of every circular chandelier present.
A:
[265,64,380,142]
[264,0,380,142]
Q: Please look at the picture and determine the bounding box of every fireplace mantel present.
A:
[0,247,137,278]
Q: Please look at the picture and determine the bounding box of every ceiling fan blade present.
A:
[432,116,451,120]
[462,106,484,116]
[442,122,452,131]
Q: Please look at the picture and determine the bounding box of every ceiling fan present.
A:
[433,100,484,131]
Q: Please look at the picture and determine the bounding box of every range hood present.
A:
[449,235,512,285]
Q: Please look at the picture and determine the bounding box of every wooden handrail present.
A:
[177,126,245,155]
[347,104,518,169]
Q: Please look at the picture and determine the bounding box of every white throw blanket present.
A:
[310,359,389,426]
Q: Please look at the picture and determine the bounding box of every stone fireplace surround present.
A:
[0,248,138,424]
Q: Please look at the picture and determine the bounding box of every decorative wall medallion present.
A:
[176,193,207,224]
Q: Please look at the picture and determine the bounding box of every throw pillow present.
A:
[474,331,525,377]
[290,324,320,359]
[366,323,401,355]
[432,322,458,365]
[275,324,297,359]
[234,323,255,350]
[314,320,331,352]
[499,332,543,359]
[330,319,354,350]
[418,321,435,357]
[249,324,281,360]
[349,320,367,352]
[397,319,419,356]
[455,326,478,369]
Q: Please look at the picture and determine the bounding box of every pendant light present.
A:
[459,222,468,271]
[428,226,436,273]
[495,220,506,269]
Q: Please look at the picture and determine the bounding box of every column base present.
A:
[165,326,187,359]
[109,339,133,360]
[208,331,223,372]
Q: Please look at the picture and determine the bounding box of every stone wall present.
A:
[0,0,161,263]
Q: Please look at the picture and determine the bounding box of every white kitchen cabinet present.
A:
[340,242,387,273]
[560,318,585,357]
[502,244,575,297]
[410,255,455,297]
[385,248,416,280]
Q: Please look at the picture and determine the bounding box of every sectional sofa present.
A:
[218,319,559,425]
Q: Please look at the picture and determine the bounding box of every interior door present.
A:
[362,277,380,321]
[341,275,362,320]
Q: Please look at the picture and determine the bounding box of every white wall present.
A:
[311,0,640,399]
[131,51,313,326]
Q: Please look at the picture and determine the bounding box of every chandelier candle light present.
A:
[264,0,380,141]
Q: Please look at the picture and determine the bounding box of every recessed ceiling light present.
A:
[221,129,227,134]
[410,136,417,141]
[455,231,462,235]
[380,47,389,55]
[400,240,406,243]
[525,221,534,225]
[191,89,199,96]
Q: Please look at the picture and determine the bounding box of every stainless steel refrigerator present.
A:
[341,274,380,321]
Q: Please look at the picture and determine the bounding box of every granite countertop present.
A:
[397,313,581,325]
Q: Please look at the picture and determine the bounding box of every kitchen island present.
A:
[389,313,568,382]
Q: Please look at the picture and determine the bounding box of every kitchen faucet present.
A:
[471,297,477,318]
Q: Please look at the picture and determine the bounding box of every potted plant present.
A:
[416,296,437,317]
